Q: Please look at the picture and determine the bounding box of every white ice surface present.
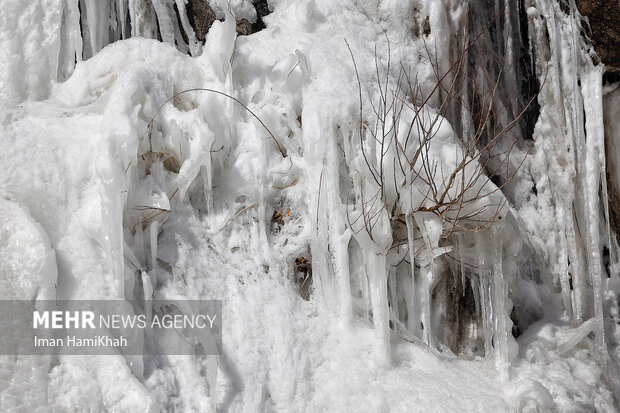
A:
[0,0,618,412]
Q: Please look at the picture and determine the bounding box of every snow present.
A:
[0,0,63,108]
[1,0,619,411]
[0,197,57,301]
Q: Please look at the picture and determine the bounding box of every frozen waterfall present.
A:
[1,0,620,411]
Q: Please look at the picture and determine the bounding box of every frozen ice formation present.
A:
[1,0,620,411]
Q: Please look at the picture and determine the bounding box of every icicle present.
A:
[128,0,139,37]
[471,275,480,320]
[84,0,109,56]
[565,1,589,322]
[388,267,399,322]
[204,0,237,82]
[150,0,176,44]
[150,220,158,272]
[459,233,466,296]
[347,194,392,360]
[333,224,353,323]
[502,0,518,114]
[368,252,391,362]
[556,201,573,317]
[490,228,508,372]
[402,272,416,335]
[303,102,336,313]
[405,214,420,336]
[476,232,492,356]
[201,165,213,215]
[128,0,159,39]
[326,162,353,323]
[581,65,606,357]
[96,141,127,298]
[460,67,471,143]
[419,263,432,346]
[361,262,371,321]
[556,317,597,356]
[566,208,585,321]
[413,212,436,347]
[309,168,334,311]
[141,271,153,319]
[117,0,128,39]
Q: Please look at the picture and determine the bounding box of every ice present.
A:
[490,227,511,373]
[510,380,554,412]
[84,0,110,57]
[367,248,391,363]
[325,133,353,323]
[129,0,159,39]
[413,212,441,347]
[149,221,158,273]
[59,0,83,80]
[556,317,597,356]
[0,197,57,301]
[476,232,493,356]
[0,0,63,107]
[174,0,201,56]
[150,0,175,45]
[1,0,619,411]
[522,0,610,360]
[566,205,585,321]
[581,65,606,356]
[405,214,419,335]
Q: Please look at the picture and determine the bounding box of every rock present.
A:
[178,0,269,45]
[252,0,271,33]
[577,0,620,68]
[186,0,216,42]
[236,18,252,36]
[422,16,431,36]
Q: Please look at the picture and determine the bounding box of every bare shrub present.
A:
[345,5,538,251]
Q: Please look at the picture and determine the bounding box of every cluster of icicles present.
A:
[59,0,209,81]
[307,0,614,376]
[58,0,613,378]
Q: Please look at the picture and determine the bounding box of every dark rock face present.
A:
[186,0,217,42]
[178,0,271,45]
[577,0,620,68]
[252,0,271,33]
[236,18,252,36]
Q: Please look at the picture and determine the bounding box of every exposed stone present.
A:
[294,256,312,300]
[422,16,431,36]
[236,18,252,36]
[577,0,620,68]
[186,0,216,42]
[177,0,269,46]
[252,0,271,33]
